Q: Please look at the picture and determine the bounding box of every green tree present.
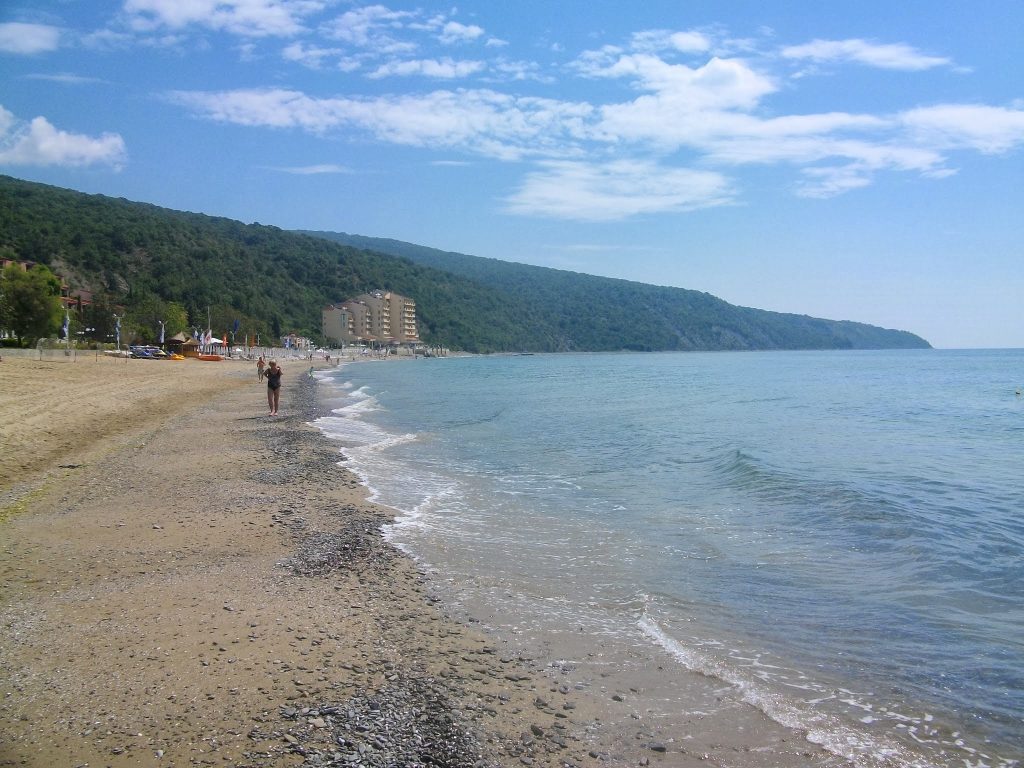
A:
[126,295,190,342]
[163,301,189,337]
[0,263,64,346]
[81,294,119,344]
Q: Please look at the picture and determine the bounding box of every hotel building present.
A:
[322,290,419,345]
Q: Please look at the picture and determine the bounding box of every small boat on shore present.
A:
[197,354,222,361]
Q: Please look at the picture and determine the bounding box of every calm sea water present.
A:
[313,350,1024,767]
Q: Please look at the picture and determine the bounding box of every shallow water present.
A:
[314,350,1024,766]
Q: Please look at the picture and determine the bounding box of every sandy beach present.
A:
[0,355,666,767]
[1,354,831,768]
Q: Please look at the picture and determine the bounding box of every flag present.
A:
[62,310,69,340]
[159,321,165,345]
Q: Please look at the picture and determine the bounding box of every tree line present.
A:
[0,174,930,352]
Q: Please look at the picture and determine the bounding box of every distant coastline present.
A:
[1,173,930,355]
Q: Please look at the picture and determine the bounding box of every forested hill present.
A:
[0,174,929,351]
[0,174,548,350]
[300,230,931,351]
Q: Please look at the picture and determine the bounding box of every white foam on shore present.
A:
[638,613,942,768]
[310,361,1016,768]
[313,369,464,550]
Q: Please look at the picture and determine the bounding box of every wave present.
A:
[313,353,1024,767]
[638,613,947,768]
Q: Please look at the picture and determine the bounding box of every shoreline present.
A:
[0,355,835,767]
[313,362,845,768]
[0,357,659,767]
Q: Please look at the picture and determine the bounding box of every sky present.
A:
[1,1,1022,348]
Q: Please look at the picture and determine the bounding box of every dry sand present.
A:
[0,355,669,767]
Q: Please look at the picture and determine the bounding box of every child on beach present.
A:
[256,355,265,381]
[265,360,282,416]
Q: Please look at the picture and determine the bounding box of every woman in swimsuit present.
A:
[265,360,282,416]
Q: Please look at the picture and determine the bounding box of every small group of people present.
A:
[257,355,282,416]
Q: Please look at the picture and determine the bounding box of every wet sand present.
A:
[0,355,826,767]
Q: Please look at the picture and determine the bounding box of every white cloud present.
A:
[795,163,878,198]
[900,104,1024,153]
[669,30,712,54]
[81,27,135,50]
[321,4,416,50]
[26,72,107,85]
[781,38,951,71]
[629,28,711,55]
[580,54,776,112]
[486,58,552,83]
[271,163,350,174]
[573,44,961,198]
[368,57,484,79]
[164,18,1022,216]
[123,0,323,37]
[169,88,340,131]
[319,7,492,60]
[169,87,594,160]
[504,160,732,221]
[0,105,126,168]
[439,21,484,45]
[704,132,945,173]
[0,22,61,54]
[282,40,343,68]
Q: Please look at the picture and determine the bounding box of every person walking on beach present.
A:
[265,360,282,416]
[256,355,266,381]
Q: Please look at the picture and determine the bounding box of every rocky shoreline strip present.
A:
[237,371,618,768]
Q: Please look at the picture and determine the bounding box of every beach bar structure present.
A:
[166,332,201,357]
[323,290,419,346]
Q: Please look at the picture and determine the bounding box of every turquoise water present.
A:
[314,350,1024,766]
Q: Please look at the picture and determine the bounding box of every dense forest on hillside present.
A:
[0,175,548,349]
[302,231,931,351]
[0,175,929,351]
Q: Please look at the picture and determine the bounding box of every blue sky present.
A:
[2,1,1022,348]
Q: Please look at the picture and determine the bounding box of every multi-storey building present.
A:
[322,291,419,345]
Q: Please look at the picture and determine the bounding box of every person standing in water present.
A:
[265,360,282,416]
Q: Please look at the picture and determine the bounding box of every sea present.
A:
[312,349,1024,767]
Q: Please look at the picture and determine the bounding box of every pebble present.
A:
[272,673,484,767]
